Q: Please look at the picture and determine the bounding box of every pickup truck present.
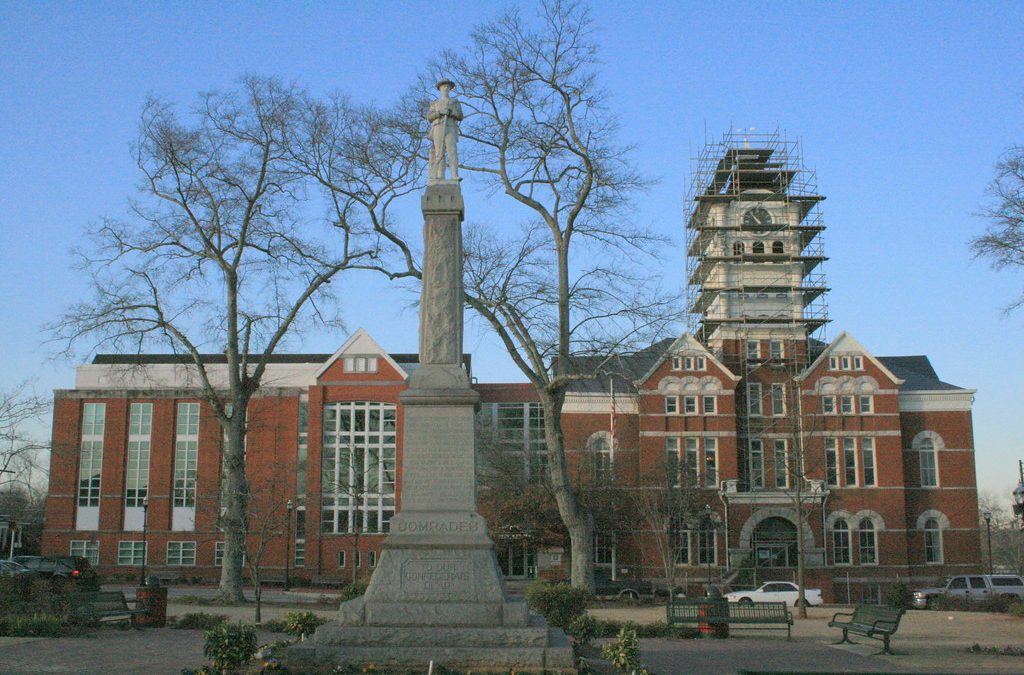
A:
[912,574,1024,609]
[722,581,824,606]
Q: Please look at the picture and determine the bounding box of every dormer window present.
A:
[752,241,765,254]
[732,241,745,256]
[344,356,378,373]
[772,241,784,254]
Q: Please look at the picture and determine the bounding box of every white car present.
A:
[723,581,823,606]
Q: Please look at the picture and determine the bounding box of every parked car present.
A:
[0,559,33,577]
[722,581,823,607]
[12,555,92,581]
[911,574,1024,609]
[593,570,654,601]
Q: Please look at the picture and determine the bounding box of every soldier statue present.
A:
[427,79,464,182]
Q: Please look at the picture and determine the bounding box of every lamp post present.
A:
[983,510,993,574]
[140,497,149,586]
[284,499,293,591]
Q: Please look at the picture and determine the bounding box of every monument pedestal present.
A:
[289,182,573,672]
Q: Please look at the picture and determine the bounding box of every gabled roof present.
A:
[797,331,904,385]
[877,356,966,392]
[562,338,674,395]
[313,328,410,380]
[633,333,739,384]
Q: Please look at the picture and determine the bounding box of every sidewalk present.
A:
[0,604,1021,674]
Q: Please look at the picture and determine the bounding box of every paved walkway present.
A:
[0,606,1021,674]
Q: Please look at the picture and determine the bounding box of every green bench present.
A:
[69,591,148,625]
[828,604,904,655]
[667,599,793,639]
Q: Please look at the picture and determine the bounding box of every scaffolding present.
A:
[684,128,832,494]
[684,128,830,359]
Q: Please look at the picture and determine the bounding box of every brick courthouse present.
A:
[43,135,982,602]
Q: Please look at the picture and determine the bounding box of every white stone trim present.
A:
[916,510,950,530]
[563,393,638,414]
[899,390,975,412]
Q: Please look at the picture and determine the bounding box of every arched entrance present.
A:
[753,517,798,568]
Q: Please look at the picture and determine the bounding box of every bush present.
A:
[0,613,66,637]
[886,582,914,611]
[282,610,327,638]
[525,581,591,629]
[340,579,369,602]
[568,613,598,648]
[601,627,644,674]
[203,622,257,672]
[260,619,287,633]
[1007,601,1024,617]
[930,594,1020,613]
[173,612,229,630]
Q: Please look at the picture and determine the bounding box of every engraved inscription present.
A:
[394,519,480,534]
[400,556,474,599]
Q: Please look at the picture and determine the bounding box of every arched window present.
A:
[832,519,851,565]
[858,518,877,565]
[752,241,765,254]
[588,432,614,482]
[924,517,943,563]
[733,241,745,256]
[772,240,784,254]
[919,438,938,486]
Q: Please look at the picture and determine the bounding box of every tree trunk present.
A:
[795,492,808,619]
[254,579,262,624]
[539,389,595,592]
[218,407,249,603]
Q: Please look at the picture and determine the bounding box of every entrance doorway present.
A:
[753,517,798,568]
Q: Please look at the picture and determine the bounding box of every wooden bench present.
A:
[667,599,793,639]
[828,604,904,655]
[70,591,148,625]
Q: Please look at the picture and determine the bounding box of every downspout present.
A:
[718,484,729,572]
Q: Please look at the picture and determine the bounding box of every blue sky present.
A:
[1,1,1022,500]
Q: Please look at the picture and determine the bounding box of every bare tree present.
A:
[978,491,1024,575]
[0,383,49,490]
[243,467,290,625]
[628,458,704,596]
[50,77,416,602]
[972,144,1024,311]
[427,0,676,591]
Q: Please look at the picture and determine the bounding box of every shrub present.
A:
[930,594,1019,613]
[601,627,643,673]
[282,610,327,638]
[525,581,590,629]
[1007,601,1024,617]
[260,619,287,633]
[173,612,229,630]
[568,613,598,648]
[886,582,914,611]
[340,579,369,602]
[0,613,66,637]
[203,622,257,672]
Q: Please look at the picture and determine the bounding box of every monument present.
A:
[289,81,573,672]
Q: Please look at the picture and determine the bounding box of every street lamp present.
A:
[284,499,294,591]
[140,497,149,586]
[983,510,993,575]
[703,504,714,586]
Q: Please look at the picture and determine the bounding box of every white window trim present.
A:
[665,396,679,415]
[117,540,147,566]
[747,383,762,416]
[702,395,717,415]
[70,540,100,566]
[166,541,197,567]
[771,383,786,416]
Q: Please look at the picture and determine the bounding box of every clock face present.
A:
[743,207,773,229]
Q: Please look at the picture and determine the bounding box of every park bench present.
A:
[828,604,904,655]
[69,591,148,625]
[667,599,793,639]
[311,574,343,588]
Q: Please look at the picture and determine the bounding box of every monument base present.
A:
[288,616,574,672]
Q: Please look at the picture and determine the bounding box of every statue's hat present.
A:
[436,79,456,91]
